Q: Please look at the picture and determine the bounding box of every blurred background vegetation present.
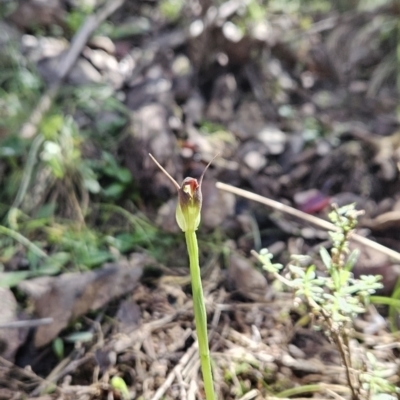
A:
[0,0,399,282]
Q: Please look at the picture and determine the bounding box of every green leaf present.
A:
[344,249,359,271]
[84,177,101,193]
[339,270,351,286]
[103,183,125,198]
[64,331,94,343]
[310,286,324,293]
[289,265,305,278]
[52,338,64,360]
[40,252,70,274]
[116,168,132,184]
[305,265,316,281]
[40,115,64,139]
[0,271,31,288]
[0,252,68,288]
[111,376,130,399]
[109,233,136,253]
[319,246,332,270]
[159,0,184,22]
[371,295,400,310]
[331,268,340,289]
[78,250,112,268]
[35,203,56,219]
[387,278,400,331]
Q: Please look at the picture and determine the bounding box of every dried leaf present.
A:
[18,254,148,347]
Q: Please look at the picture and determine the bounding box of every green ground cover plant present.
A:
[254,204,399,400]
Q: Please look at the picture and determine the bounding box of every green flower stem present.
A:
[0,225,47,258]
[185,229,216,400]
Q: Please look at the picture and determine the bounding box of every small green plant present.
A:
[149,154,216,400]
[111,376,130,400]
[254,204,398,400]
[97,151,132,200]
[159,0,185,22]
[52,337,64,360]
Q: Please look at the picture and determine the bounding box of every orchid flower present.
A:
[149,154,216,232]
[149,153,217,400]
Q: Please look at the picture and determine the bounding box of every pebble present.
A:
[89,36,115,54]
[257,125,287,155]
[243,150,267,171]
[22,35,68,62]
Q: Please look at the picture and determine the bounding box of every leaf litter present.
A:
[1,0,400,399]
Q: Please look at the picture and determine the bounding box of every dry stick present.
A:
[31,312,106,396]
[0,317,53,329]
[216,182,400,263]
[43,315,172,396]
[19,0,125,139]
[238,389,260,400]
[151,340,198,400]
[0,356,44,383]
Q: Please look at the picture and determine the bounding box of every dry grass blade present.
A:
[0,317,53,329]
[150,339,197,400]
[238,389,260,400]
[149,153,181,190]
[216,182,400,262]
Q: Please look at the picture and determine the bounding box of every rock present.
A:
[21,35,68,63]
[126,65,173,110]
[156,198,181,233]
[243,150,267,172]
[206,74,238,123]
[88,36,116,54]
[121,103,182,201]
[116,298,141,333]
[83,48,124,89]
[68,58,103,85]
[237,140,268,178]
[222,21,244,43]
[256,125,287,155]
[201,179,236,230]
[171,54,192,76]
[230,101,265,141]
[184,91,205,124]
[38,55,102,85]
[132,104,176,163]
[227,253,269,301]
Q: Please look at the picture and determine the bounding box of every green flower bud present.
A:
[176,177,202,232]
[149,153,217,232]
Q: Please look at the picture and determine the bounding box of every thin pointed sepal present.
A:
[149,153,181,191]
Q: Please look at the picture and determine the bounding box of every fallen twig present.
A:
[216,182,400,262]
[150,339,197,400]
[0,317,53,329]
